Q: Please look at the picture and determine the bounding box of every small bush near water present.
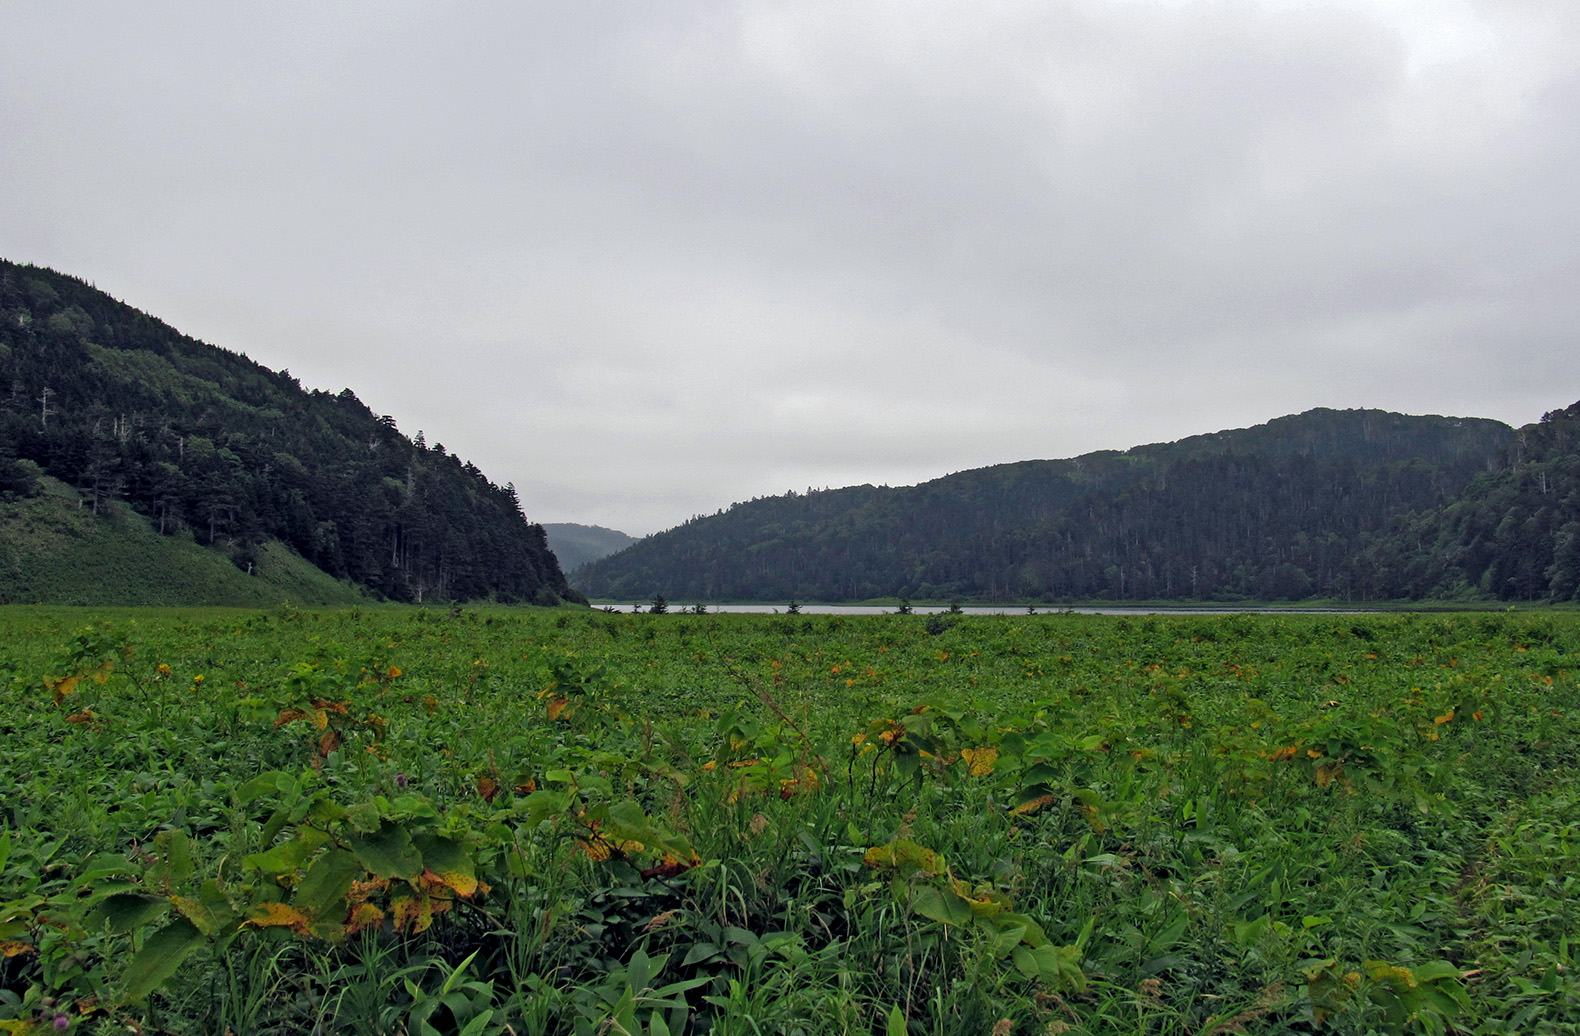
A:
[2,606,1577,1034]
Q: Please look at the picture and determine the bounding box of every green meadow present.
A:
[2,607,1577,1034]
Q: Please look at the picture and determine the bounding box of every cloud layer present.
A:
[5,1,1577,533]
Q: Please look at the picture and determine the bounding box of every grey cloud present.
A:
[3,2,1577,535]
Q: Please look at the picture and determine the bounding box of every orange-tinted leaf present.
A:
[0,940,33,957]
[244,902,312,935]
[65,709,98,724]
[476,776,500,802]
[345,877,390,906]
[345,902,385,936]
[47,674,81,705]
[390,894,435,933]
[318,729,343,757]
[1011,793,1059,816]
[421,868,482,898]
[1315,762,1344,788]
[274,708,307,728]
[545,695,570,720]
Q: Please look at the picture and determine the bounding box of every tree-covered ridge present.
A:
[1384,400,1580,602]
[0,259,575,604]
[575,408,1515,603]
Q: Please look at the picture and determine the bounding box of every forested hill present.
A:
[0,259,577,604]
[575,408,1516,604]
[1400,400,1580,601]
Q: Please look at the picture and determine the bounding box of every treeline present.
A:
[576,407,1531,603]
[0,260,576,604]
[1396,399,1580,601]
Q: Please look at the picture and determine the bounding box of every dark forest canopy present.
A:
[575,406,1550,604]
[0,259,577,605]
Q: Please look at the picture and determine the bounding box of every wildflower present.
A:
[394,773,407,790]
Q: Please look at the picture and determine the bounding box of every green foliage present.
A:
[2,607,1579,1033]
[0,260,570,605]
[576,407,1517,604]
[0,477,368,606]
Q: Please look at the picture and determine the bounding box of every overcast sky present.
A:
[4,1,1577,535]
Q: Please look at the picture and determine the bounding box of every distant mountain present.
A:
[542,523,636,573]
[574,408,1516,603]
[0,259,580,606]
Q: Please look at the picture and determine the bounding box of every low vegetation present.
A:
[2,607,1577,1033]
[0,479,368,607]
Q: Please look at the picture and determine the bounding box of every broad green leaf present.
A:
[681,942,721,967]
[886,1005,907,1036]
[237,770,292,805]
[90,892,169,934]
[343,801,383,834]
[1411,961,1463,984]
[155,829,193,885]
[293,849,360,920]
[245,829,328,877]
[414,834,478,896]
[911,884,971,926]
[350,819,422,880]
[124,916,205,1000]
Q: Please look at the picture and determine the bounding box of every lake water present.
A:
[594,603,1372,616]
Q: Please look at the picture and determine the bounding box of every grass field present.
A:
[2,606,1577,1034]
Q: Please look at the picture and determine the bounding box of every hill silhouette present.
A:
[0,259,576,606]
[575,407,1519,603]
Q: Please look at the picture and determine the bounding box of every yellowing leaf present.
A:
[345,902,384,936]
[0,941,33,957]
[46,673,81,705]
[862,839,947,877]
[244,903,312,935]
[1011,794,1059,816]
[960,747,998,776]
[391,893,435,933]
[545,695,570,720]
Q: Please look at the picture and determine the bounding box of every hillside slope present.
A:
[542,523,637,573]
[575,408,1514,603]
[0,259,576,605]
[0,477,368,606]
